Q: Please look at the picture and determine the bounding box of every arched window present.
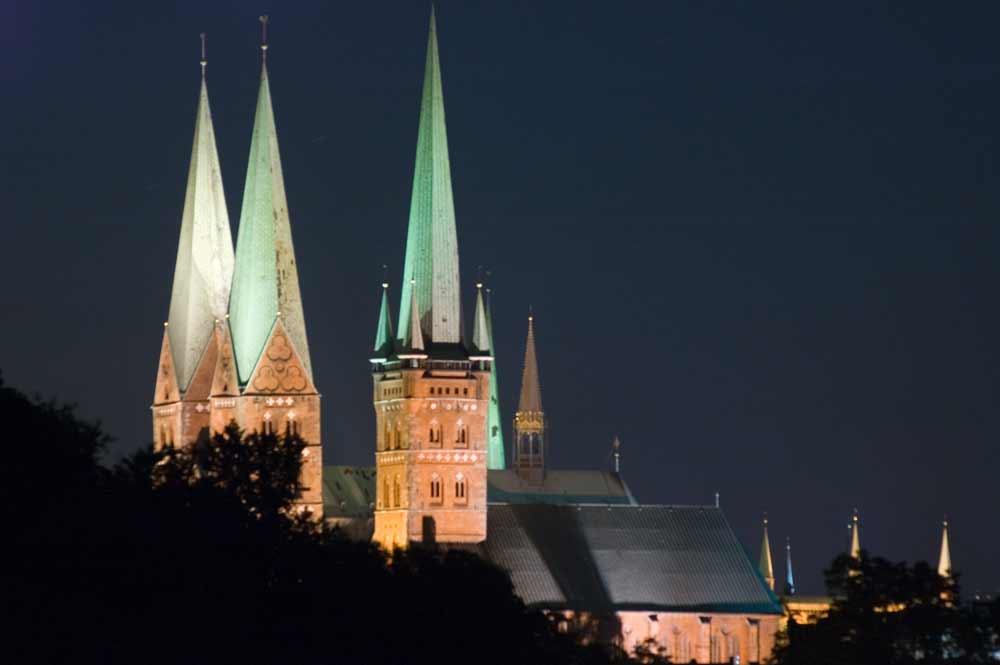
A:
[382,423,390,451]
[429,474,442,503]
[454,472,467,505]
[383,478,390,509]
[531,433,541,456]
[429,422,442,447]
[393,475,401,508]
[455,421,468,448]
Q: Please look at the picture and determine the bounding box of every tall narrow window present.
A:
[383,478,390,509]
[430,474,442,503]
[429,422,442,447]
[455,421,468,448]
[454,473,467,505]
[393,475,401,508]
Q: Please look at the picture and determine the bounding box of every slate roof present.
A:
[322,466,376,519]
[487,470,636,506]
[472,504,783,615]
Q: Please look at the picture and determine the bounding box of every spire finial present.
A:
[715,491,720,508]
[259,15,269,60]
[382,263,389,289]
[763,512,769,526]
[612,435,621,473]
[200,32,207,76]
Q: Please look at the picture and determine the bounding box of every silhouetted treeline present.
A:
[1,375,663,665]
[774,551,1000,665]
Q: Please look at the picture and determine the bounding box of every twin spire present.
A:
[165,35,234,392]
[163,23,311,393]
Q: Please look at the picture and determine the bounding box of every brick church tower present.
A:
[370,10,491,548]
[153,30,322,516]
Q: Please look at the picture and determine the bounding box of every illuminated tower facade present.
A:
[153,31,322,516]
[153,49,235,451]
[513,315,546,482]
[370,10,491,548]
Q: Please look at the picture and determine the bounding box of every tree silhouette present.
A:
[2,375,664,665]
[773,551,1000,665]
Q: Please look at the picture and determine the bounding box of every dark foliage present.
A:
[2,377,655,665]
[773,551,1000,665]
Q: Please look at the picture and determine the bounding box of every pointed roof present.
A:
[938,518,952,577]
[470,283,491,355]
[401,279,425,353]
[397,8,463,347]
[785,537,796,596]
[229,62,311,384]
[759,516,775,590]
[485,288,505,470]
[517,315,543,413]
[372,282,394,359]
[849,510,862,558]
[166,68,234,391]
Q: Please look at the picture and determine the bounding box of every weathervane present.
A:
[259,15,269,60]
[200,32,207,76]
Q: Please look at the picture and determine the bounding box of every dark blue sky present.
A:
[4,1,999,594]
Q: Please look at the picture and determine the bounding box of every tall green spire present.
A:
[229,62,311,383]
[372,282,394,360]
[485,288,505,469]
[397,8,462,347]
[166,63,234,391]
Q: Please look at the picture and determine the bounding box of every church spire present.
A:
[372,281,394,360]
[518,314,543,413]
[785,537,796,596]
[759,515,775,591]
[401,279,425,353]
[470,283,491,355]
[397,8,462,347]
[485,287,505,469]
[513,313,546,481]
[229,29,312,383]
[165,35,234,392]
[938,518,952,577]
[849,509,862,559]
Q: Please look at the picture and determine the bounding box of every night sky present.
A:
[5,1,1000,595]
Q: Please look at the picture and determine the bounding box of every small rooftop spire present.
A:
[200,32,207,77]
[849,509,862,559]
[259,15,269,61]
[938,517,952,578]
[612,436,622,473]
[759,514,775,591]
[372,280,394,360]
[484,286,506,470]
[517,313,543,413]
[405,278,425,352]
[785,537,796,596]
[470,282,491,355]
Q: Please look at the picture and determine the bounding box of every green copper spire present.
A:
[229,62,312,383]
[397,8,463,347]
[372,282,394,359]
[485,288,505,469]
[166,57,234,392]
[401,279,425,353]
[470,283,490,354]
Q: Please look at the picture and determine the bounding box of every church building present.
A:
[153,13,784,663]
